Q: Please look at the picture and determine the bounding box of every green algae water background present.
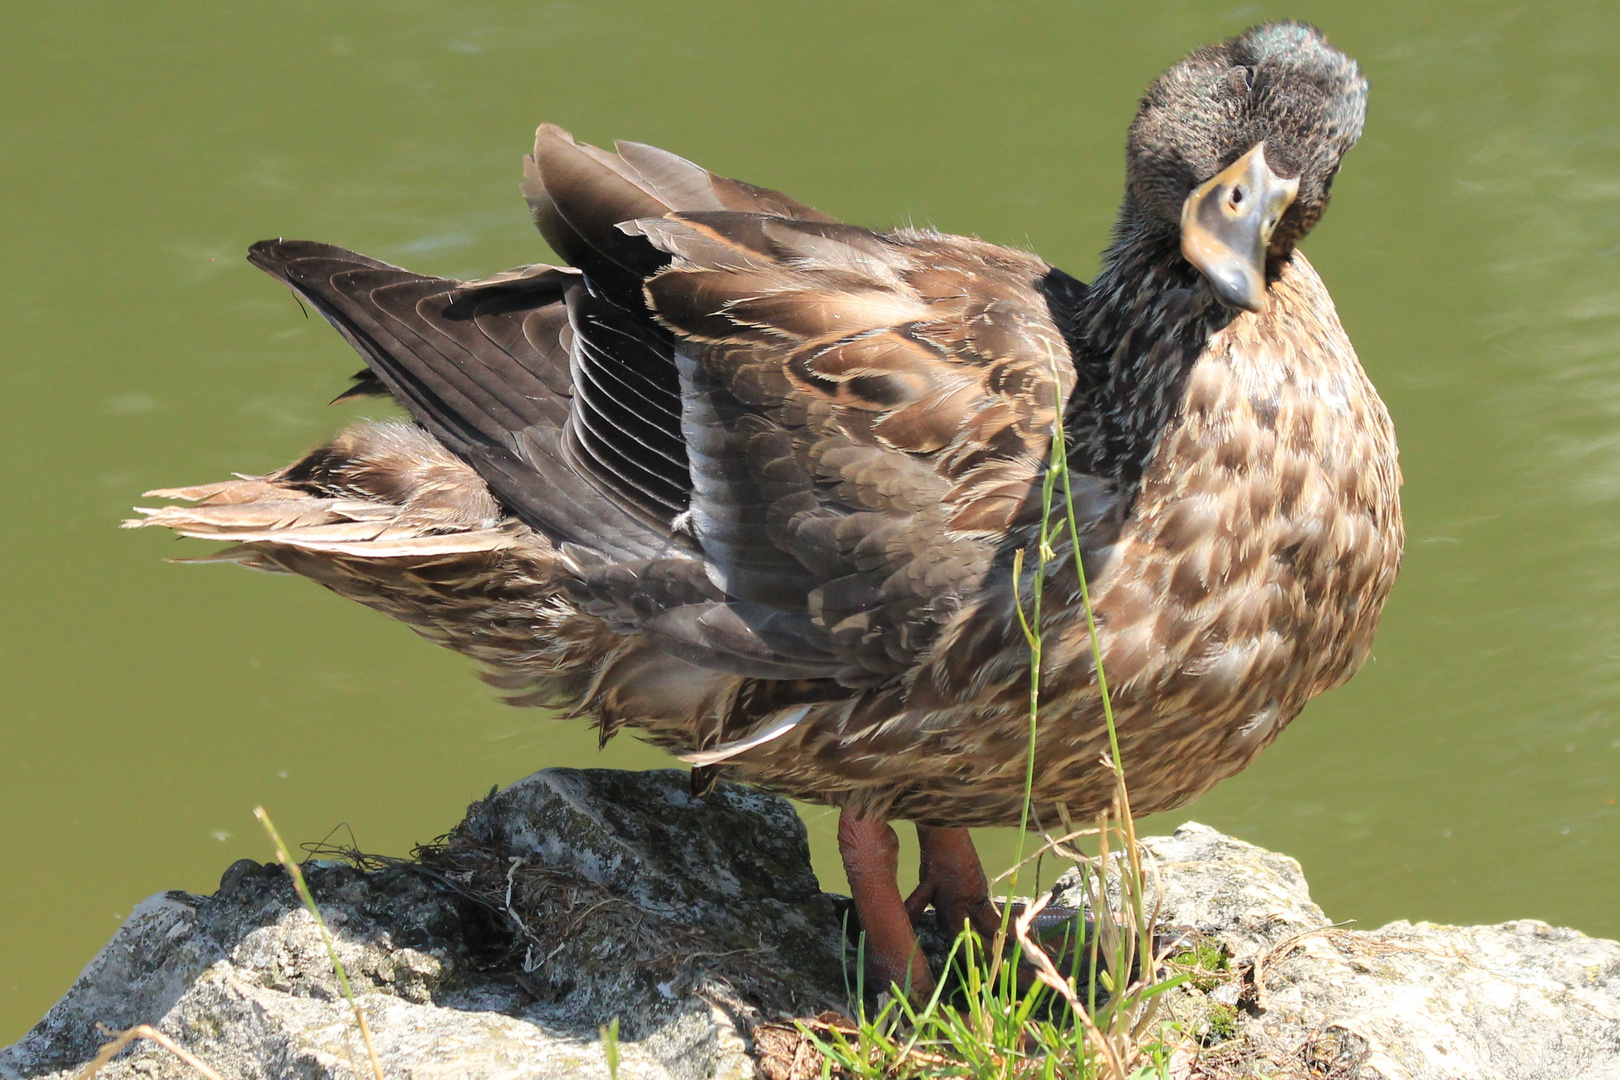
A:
[3,0,1618,1039]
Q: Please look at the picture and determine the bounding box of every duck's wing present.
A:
[250,127,1092,687]
[632,216,1084,686]
[246,127,843,565]
[247,242,697,564]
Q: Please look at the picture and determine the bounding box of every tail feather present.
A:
[129,421,617,707]
[128,500,522,557]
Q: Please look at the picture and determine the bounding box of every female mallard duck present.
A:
[131,22,1401,995]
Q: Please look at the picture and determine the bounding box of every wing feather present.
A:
[634,214,1089,681]
[246,242,686,561]
[243,129,1099,691]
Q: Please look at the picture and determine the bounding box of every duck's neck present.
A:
[1061,194,1236,496]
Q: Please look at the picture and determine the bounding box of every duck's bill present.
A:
[1179,143,1299,312]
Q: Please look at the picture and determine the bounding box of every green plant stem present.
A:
[600,1017,620,1080]
[797,374,1180,1079]
[255,807,386,1080]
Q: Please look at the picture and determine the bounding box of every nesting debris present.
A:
[406,767,850,1022]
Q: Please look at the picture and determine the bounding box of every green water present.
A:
[4,1,1618,1040]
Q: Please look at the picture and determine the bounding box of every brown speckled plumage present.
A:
[130,21,1401,992]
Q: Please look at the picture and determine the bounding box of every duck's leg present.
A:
[903,825,1004,941]
[837,810,935,998]
[906,825,1087,985]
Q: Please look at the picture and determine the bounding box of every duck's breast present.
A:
[1077,252,1404,812]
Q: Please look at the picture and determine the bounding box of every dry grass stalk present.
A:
[1013,896,1127,1076]
[73,1024,226,1080]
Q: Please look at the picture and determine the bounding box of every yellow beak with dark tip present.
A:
[1180,144,1300,312]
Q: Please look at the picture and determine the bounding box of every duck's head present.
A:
[1125,22,1367,312]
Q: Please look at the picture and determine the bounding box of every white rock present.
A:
[1053,823,1620,1080]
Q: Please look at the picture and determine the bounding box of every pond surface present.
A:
[3,0,1618,1041]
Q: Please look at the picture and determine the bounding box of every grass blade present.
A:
[255,806,386,1080]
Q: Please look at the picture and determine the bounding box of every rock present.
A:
[3,781,1617,1080]
[0,769,848,1080]
[1050,823,1620,1079]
